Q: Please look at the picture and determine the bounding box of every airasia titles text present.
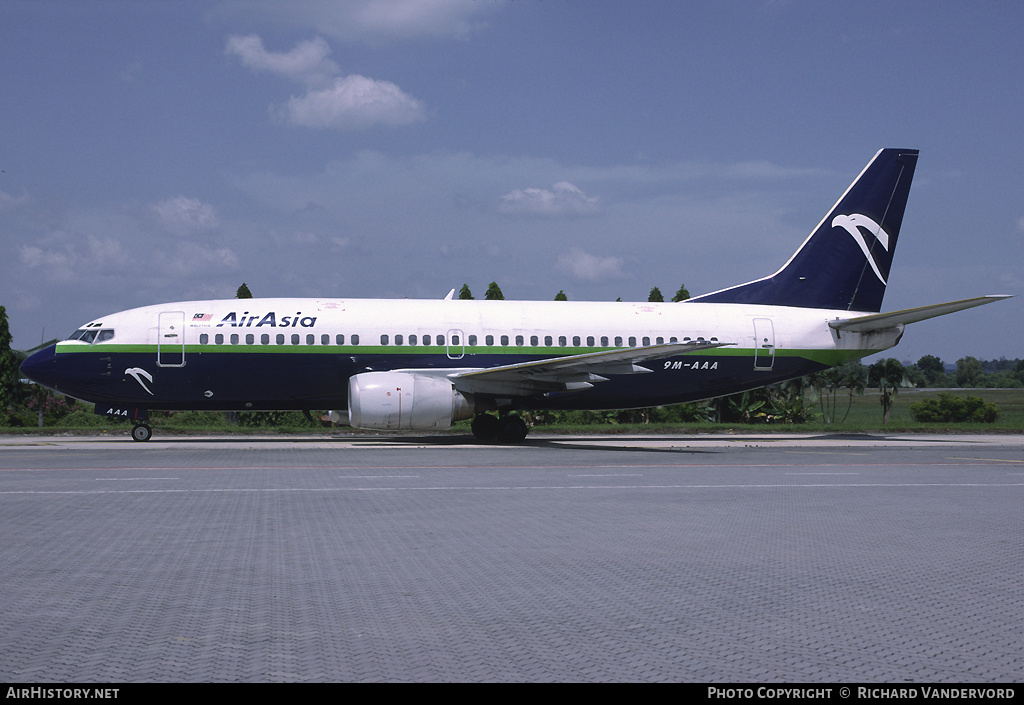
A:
[215,311,317,328]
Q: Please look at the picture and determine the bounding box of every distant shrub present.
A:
[166,411,228,427]
[232,410,324,428]
[54,410,122,427]
[527,403,714,427]
[26,393,81,424]
[234,411,287,427]
[3,412,30,427]
[910,393,1000,423]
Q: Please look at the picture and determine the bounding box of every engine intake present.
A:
[348,372,475,431]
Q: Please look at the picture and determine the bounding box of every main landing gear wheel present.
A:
[471,413,499,441]
[470,413,529,443]
[131,424,152,442]
[496,415,528,444]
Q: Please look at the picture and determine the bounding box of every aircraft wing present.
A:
[449,341,730,397]
[829,295,1011,333]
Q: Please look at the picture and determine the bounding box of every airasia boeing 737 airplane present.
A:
[19,149,1010,442]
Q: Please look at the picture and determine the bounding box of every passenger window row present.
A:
[199,333,361,346]
[379,334,683,347]
[379,334,467,346]
[198,332,716,348]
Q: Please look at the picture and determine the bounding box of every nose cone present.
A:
[19,343,58,389]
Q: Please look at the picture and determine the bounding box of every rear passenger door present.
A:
[753,318,775,371]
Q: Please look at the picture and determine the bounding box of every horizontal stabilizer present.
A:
[829,295,1011,333]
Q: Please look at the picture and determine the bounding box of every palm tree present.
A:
[839,363,867,422]
[868,358,905,424]
[810,368,842,424]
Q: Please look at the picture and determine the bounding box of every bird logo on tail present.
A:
[831,213,891,284]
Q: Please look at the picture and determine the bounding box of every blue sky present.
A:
[2,0,1022,365]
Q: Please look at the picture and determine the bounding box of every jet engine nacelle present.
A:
[348,371,475,431]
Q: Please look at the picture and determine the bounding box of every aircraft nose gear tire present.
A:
[131,424,152,442]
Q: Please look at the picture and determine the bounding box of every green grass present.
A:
[816,388,1024,432]
[3,388,1022,436]
[505,388,1024,434]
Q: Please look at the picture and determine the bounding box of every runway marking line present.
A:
[3,482,1023,496]
[947,457,1024,464]
[569,473,644,477]
[95,477,180,481]
[340,475,420,479]
[785,450,870,456]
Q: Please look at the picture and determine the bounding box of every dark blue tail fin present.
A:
[690,148,919,312]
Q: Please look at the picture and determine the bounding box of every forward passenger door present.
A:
[157,311,186,367]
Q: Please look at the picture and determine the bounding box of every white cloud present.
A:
[217,0,497,42]
[154,244,239,278]
[227,34,426,130]
[225,34,338,86]
[153,197,219,233]
[275,75,426,129]
[19,235,132,284]
[998,271,1023,291]
[556,248,625,282]
[499,182,602,217]
[352,0,492,40]
[269,229,319,246]
[0,188,30,210]
[19,244,71,271]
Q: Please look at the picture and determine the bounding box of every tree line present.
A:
[455,282,691,302]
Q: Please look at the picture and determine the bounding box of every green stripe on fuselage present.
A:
[55,342,880,367]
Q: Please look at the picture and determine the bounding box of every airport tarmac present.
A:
[1,432,1022,682]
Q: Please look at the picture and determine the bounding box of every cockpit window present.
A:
[67,328,114,344]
